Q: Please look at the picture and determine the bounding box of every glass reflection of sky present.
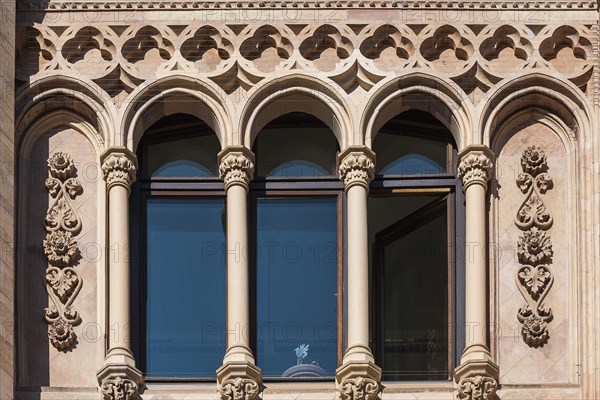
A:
[153,159,214,177]
[257,198,338,377]
[267,160,331,178]
[379,154,445,176]
[146,198,226,378]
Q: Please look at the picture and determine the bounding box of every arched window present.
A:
[368,110,463,381]
[251,113,341,379]
[131,113,226,379]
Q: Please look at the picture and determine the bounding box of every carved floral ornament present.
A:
[219,377,260,400]
[457,375,498,400]
[514,145,555,348]
[219,150,255,190]
[339,377,380,400]
[101,377,139,400]
[338,150,375,191]
[101,151,137,190]
[457,150,493,190]
[43,152,84,350]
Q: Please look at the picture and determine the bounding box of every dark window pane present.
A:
[377,200,449,380]
[374,133,447,175]
[146,198,226,377]
[254,114,337,178]
[147,134,220,177]
[256,197,338,377]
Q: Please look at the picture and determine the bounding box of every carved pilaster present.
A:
[101,148,137,191]
[457,375,498,400]
[43,152,84,351]
[218,146,255,191]
[337,146,376,191]
[457,147,494,191]
[339,377,379,400]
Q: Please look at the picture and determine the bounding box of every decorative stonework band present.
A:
[514,146,554,347]
[218,147,255,191]
[43,152,84,350]
[338,147,375,191]
[101,377,138,400]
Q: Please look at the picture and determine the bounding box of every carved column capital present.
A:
[97,364,143,400]
[101,148,137,192]
[218,146,255,191]
[457,145,494,191]
[339,376,380,400]
[457,375,498,400]
[219,377,260,400]
[337,146,376,192]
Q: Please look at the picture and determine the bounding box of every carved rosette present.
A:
[43,152,83,350]
[514,146,554,347]
[339,377,379,400]
[218,148,255,191]
[101,151,137,191]
[457,375,498,400]
[338,148,375,191]
[457,150,494,191]
[101,377,139,400]
[219,377,260,400]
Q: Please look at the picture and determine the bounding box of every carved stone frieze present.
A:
[43,152,83,351]
[101,377,139,400]
[101,151,137,191]
[457,375,498,400]
[338,147,375,191]
[457,149,493,191]
[339,377,379,400]
[514,145,555,347]
[19,21,596,101]
[218,147,255,191]
[219,377,260,400]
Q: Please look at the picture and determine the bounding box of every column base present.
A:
[97,363,144,400]
[217,361,262,400]
[454,356,499,400]
[336,358,382,400]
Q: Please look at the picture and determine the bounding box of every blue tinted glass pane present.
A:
[257,198,338,377]
[147,134,220,178]
[374,133,447,175]
[147,198,226,377]
[153,160,214,177]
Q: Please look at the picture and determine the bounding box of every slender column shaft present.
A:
[346,184,370,349]
[226,183,251,353]
[101,148,138,365]
[218,146,256,365]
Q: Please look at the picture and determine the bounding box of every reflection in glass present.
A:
[256,197,338,377]
[146,198,226,377]
[374,133,447,175]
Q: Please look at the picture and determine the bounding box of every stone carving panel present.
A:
[514,146,555,347]
[43,152,84,351]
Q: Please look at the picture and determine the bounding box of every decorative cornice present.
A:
[16,0,598,11]
[337,146,375,192]
[457,146,494,191]
[457,375,498,400]
[339,376,379,400]
[219,377,260,400]
[218,146,255,191]
[101,148,137,192]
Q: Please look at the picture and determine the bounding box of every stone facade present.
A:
[3,0,600,399]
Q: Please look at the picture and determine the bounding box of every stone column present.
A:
[97,148,143,400]
[454,145,499,400]
[336,146,381,400]
[216,146,261,400]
